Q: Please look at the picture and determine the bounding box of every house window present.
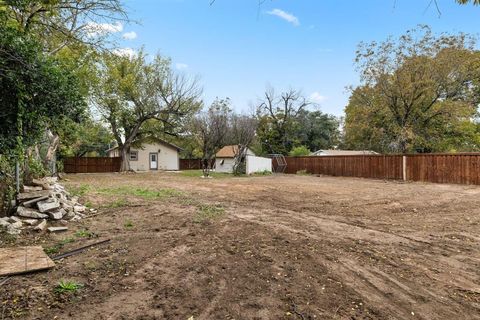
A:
[129,151,138,161]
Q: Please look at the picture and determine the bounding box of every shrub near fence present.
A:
[275,153,480,186]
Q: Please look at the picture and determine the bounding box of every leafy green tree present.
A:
[57,118,113,157]
[1,0,129,54]
[345,26,480,153]
[296,110,340,152]
[0,22,86,160]
[95,51,202,171]
[289,146,311,156]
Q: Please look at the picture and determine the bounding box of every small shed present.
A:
[215,145,272,174]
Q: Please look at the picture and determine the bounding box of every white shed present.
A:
[215,145,272,174]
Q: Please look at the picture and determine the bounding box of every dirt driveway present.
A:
[2,172,480,320]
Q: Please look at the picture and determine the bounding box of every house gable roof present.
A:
[216,145,255,158]
[106,138,182,153]
[312,149,378,156]
[216,145,239,158]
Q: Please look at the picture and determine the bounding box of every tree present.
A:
[95,51,202,171]
[289,145,310,156]
[345,26,480,153]
[256,88,310,155]
[0,22,86,161]
[191,98,231,177]
[296,110,340,152]
[1,0,129,54]
[230,114,258,175]
[56,118,113,157]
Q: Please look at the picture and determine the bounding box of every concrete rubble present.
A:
[0,176,96,236]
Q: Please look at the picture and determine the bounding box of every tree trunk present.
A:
[202,157,210,177]
[44,130,59,174]
[119,145,130,172]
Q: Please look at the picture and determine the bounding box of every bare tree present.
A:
[257,87,311,154]
[230,115,258,175]
[191,98,231,177]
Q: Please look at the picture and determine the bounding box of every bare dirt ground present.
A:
[2,172,480,320]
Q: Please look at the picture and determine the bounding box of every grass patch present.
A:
[68,184,90,197]
[194,204,225,223]
[44,238,75,255]
[101,198,129,208]
[296,169,310,175]
[124,220,134,228]
[251,170,272,176]
[54,280,83,294]
[180,170,233,179]
[97,186,183,200]
[75,229,94,238]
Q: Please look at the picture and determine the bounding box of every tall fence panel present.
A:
[179,159,215,170]
[405,154,480,185]
[63,157,121,173]
[279,155,403,180]
[275,154,480,185]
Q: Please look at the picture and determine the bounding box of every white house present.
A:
[215,145,272,174]
[107,139,181,171]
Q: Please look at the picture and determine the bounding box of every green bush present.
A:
[0,156,16,216]
[289,146,311,157]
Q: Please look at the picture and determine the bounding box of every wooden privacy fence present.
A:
[275,153,480,185]
[63,157,121,173]
[179,159,215,170]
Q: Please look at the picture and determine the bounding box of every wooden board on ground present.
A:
[0,246,55,276]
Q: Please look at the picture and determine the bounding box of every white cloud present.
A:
[85,22,123,37]
[309,92,327,103]
[112,47,137,58]
[267,9,300,26]
[122,31,137,40]
[175,63,188,70]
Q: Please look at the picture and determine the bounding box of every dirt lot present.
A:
[1,172,480,320]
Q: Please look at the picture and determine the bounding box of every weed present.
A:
[54,280,83,294]
[102,198,129,208]
[252,170,272,176]
[75,229,93,238]
[194,204,225,223]
[296,169,310,175]
[0,227,17,245]
[68,184,90,197]
[44,238,75,255]
[124,220,134,228]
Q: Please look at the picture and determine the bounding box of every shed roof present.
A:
[216,145,239,158]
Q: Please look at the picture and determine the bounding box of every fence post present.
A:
[402,155,407,181]
[15,160,20,193]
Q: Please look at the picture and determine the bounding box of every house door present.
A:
[149,153,158,170]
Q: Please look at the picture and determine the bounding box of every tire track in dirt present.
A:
[229,207,480,320]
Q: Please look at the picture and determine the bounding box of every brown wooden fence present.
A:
[179,159,215,170]
[63,157,121,173]
[275,153,480,185]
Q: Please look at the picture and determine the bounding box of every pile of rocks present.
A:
[0,177,95,235]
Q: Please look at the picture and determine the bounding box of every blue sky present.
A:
[117,0,480,116]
